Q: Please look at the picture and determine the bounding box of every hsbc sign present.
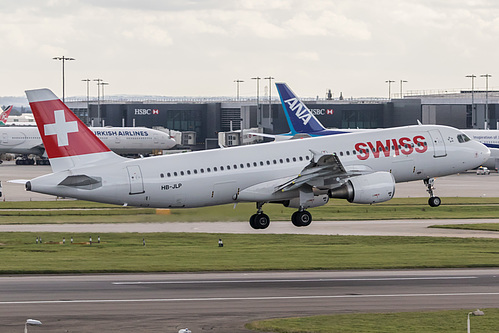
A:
[134,108,160,115]
[309,108,334,116]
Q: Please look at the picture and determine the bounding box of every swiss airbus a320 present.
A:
[20,88,489,229]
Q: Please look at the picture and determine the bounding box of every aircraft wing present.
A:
[236,150,374,203]
[275,150,373,193]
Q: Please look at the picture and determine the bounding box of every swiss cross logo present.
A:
[44,110,78,147]
[152,109,159,115]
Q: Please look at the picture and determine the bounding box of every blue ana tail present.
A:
[276,83,326,135]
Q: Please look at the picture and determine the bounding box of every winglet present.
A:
[26,88,124,172]
[275,83,326,135]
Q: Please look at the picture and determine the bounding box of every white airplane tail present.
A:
[25,88,125,173]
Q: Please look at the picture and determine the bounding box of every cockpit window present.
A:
[457,134,471,143]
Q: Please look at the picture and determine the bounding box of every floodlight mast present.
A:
[25,319,42,333]
[467,309,484,333]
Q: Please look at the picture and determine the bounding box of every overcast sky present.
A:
[2,0,499,99]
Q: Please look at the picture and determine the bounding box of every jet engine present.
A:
[328,172,395,204]
[283,194,329,209]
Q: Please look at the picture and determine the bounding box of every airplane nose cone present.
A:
[475,141,491,164]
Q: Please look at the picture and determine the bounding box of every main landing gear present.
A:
[249,202,313,229]
[424,178,441,207]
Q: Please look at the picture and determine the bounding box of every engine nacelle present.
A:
[328,172,395,204]
[283,194,329,209]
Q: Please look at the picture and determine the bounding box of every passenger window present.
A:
[286,158,290,163]
[187,170,191,175]
[214,167,218,172]
[160,173,164,178]
[180,171,184,176]
[174,172,178,177]
[279,159,283,163]
[299,156,303,161]
[167,173,171,177]
[194,169,198,174]
[200,169,204,173]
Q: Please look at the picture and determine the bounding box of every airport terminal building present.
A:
[66,90,499,148]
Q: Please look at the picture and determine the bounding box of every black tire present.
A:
[428,196,441,207]
[255,213,270,229]
[291,210,312,227]
[249,214,258,229]
[250,213,270,229]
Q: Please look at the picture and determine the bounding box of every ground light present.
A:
[467,309,484,333]
[24,319,42,333]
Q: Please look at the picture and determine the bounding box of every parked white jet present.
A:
[0,125,176,165]
[21,88,489,229]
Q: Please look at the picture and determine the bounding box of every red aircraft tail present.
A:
[25,88,124,172]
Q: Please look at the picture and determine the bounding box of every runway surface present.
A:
[2,219,499,238]
[1,269,499,332]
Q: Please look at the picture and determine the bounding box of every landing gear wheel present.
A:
[428,196,441,207]
[249,213,270,229]
[291,210,312,227]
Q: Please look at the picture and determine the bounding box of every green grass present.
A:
[2,197,499,223]
[1,232,499,274]
[245,309,499,333]
[430,223,499,232]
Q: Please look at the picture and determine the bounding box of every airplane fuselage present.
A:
[28,124,489,208]
[0,126,175,156]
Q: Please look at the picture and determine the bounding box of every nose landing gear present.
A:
[424,178,441,207]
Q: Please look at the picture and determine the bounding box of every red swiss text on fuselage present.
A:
[354,135,428,161]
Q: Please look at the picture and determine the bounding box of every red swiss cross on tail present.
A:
[26,88,122,172]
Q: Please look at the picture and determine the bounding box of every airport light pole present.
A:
[252,77,261,126]
[93,78,103,126]
[99,82,109,101]
[53,56,75,102]
[82,79,90,124]
[24,319,42,333]
[467,309,484,333]
[234,79,244,101]
[385,80,395,100]
[481,74,492,129]
[399,80,408,98]
[264,76,275,123]
[466,74,476,127]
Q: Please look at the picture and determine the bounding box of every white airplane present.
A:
[0,125,176,165]
[20,88,489,229]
